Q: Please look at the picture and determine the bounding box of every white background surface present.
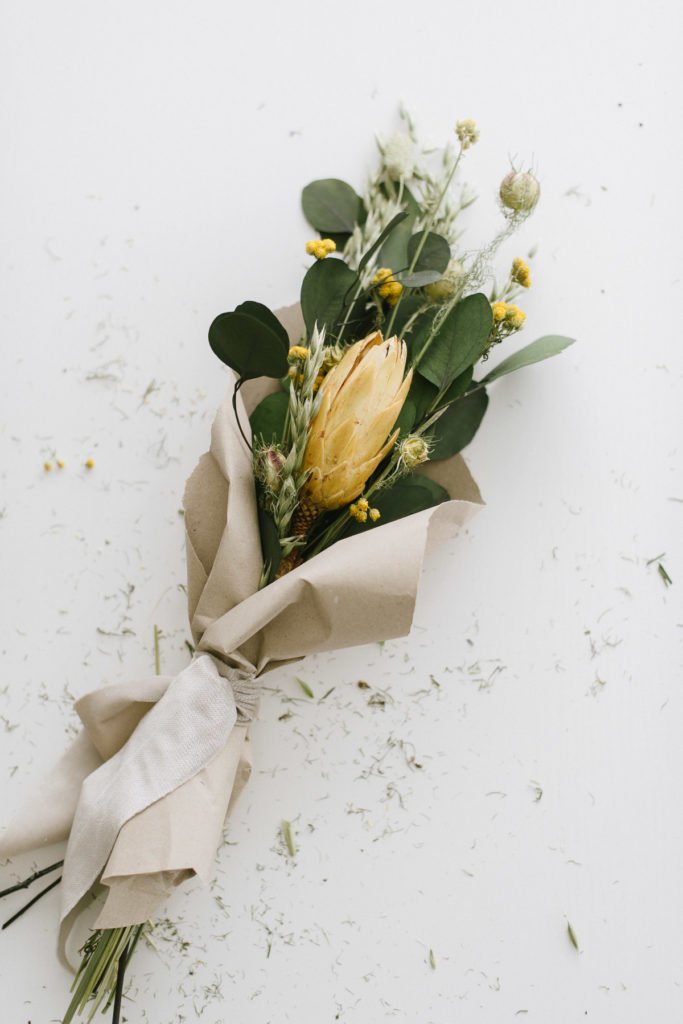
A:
[1,1,682,1021]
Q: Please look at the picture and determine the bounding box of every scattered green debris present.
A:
[658,562,673,587]
[428,948,437,970]
[281,820,296,857]
[567,921,580,951]
[154,625,162,674]
[647,552,673,587]
[296,678,314,699]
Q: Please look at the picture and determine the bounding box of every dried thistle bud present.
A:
[399,434,431,470]
[499,171,540,212]
[255,444,286,494]
[424,258,465,303]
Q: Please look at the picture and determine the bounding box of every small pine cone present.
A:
[275,549,303,579]
[291,501,319,538]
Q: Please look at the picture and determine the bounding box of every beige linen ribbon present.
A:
[59,654,257,923]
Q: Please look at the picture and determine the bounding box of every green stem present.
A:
[385,145,464,338]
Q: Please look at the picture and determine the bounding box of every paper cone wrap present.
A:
[0,304,483,928]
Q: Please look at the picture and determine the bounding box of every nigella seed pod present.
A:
[499,171,540,212]
[424,259,466,303]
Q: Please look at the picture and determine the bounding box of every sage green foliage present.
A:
[344,474,449,537]
[479,334,575,384]
[209,307,289,380]
[250,390,288,444]
[429,388,489,460]
[397,231,450,287]
[357,211,408,275]
[417,293,492,390]
[300,257,358,336]
[257,505,282,580]
[302,178,365,234]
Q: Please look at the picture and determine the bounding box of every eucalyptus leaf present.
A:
[388,294,424,340]
[250,390,289,444]
[479,335,576,384]
[357,212,409,276]
[380,214,414,272]
[209,312,290,380]
[302,178,365,234]
[407,231,451,273]
[418,293,492,390]
[396,268,444,288]
[234,301,289,352]
[439,366,473,406]
[257,505,282,580]
[393,398,416,438]
[407,372,438,424]
[300,257,359,337]
[428,388,489,461]
[343,473,449,537]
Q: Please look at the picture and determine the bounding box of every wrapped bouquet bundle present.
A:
[0,112,573,1022]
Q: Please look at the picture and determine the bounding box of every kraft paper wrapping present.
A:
[0,304,483,931]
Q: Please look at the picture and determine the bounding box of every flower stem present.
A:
[0,858,63,899]
[385,145,464,338]
[2,874,61,929]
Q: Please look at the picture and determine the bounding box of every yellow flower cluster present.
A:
[492,301,526,330]
[305,238,336,260]
[349,496,380,523]
[372,267,402,306]
[288,345,310,361]
[511,257,531,288]
[455,118,480,150]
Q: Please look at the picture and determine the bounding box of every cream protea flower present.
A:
[300,330,412,522]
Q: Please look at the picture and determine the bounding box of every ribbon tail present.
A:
[60,655,239,921]
[0,731,102,859]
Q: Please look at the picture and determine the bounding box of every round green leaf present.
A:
[418,293,493,390]
[250,390,289,444]
[407,231,451,272]
[343,473,449,537]
[428,388,489,461]
[302,178,365,234]
[208,312,289,380]
[300,257,359,337]
[235,301,289,352]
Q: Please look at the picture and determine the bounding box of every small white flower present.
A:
[381,133,418,179]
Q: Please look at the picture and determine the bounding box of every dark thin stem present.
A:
[111,943,127,1024]
[0,858,64,899]
[232,378,252,452]
[2,874,61,929]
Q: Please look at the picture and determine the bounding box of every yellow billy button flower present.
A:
[492,301,508,322]
[301,331,413,516]
[505,305,526,330]
[349,497,381,524]
[305,238,336,260]
[511,257,531,288]
[288,345,310,361]
[372,267,403,306]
